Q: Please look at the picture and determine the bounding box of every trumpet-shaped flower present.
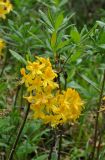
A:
[0,0,12,19]
[42,66,58,89]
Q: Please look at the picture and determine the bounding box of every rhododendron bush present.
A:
[0,0,105,160]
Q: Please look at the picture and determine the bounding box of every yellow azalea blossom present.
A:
[20,56,84,127]
[0,0,12,19]
[20,68,33,88]
[43,88,83,127]
[0,38,5,57]
[27,77,42,92]
[29,88,83,127]
[42,66,58,89]
[20,56,58,92]
[36,56,51,67]
[26,61,43,75]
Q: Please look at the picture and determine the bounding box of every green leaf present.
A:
[67,81,84,90]
[28,31,44,45]
[79,74,100,92]
[9,49,27,65]
[57,40,69,50]
[70,51,82,62]
[99,64,105,70]
[96,21,105,28]
[98,44,105,49]
[55,13,64,30]
[98,29,105,44]
[70,27,80,43]
[59,0,68,7]
[51,31,57,48]
[39,10,53,28]
[54,0,59,6]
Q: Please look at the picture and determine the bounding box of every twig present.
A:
[57,126,63,160]
[96,111,105,158]
[57,71,67,160]
[89,70,105,160]
[63,71,67,90]
[20,86,24,107]
[14,85,21,108]
[7,103,30,160]
[62,52,72,69]
[95,70,105,160]
[48,129,57,160]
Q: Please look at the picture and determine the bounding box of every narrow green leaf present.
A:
[9,49,26,65]
[70,51,82,62]
[51,31,57,48]
[54,0,59,6]
[96,21,105,28]
[59,0,68,7]
[70,27,80,43]
[28,31,44,45]
[55,13,64,30]
[99,64,105,70]
[39,10,53,28]
[78,74,100,92]
[98,44,105,49]
[57,40,69,50]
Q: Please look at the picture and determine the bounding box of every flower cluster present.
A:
[0,38,5,57]
[21,57,83,127]
[0,0,12,19]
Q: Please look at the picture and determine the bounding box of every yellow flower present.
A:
[20,68,33,88]
[30,88,83,127]
[36,56,51,67]
[0,0,12,19]
[20,68,26,76]
[27,77,42,92]
[26,61,43,75]
[53,89,83,126]
[20,56,58,92]
[42,88,83,127]
[42,66,58,89]
[0,39,5,57]
[20,56,84,127]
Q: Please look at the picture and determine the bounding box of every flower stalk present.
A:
[57,126,63,160]
[96,70,105,160]
[90,70,105,160]
[7,103,30,160]
[48,129,57,160]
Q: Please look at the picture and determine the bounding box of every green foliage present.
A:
[0,0,105,160]
[9,49,27,64]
